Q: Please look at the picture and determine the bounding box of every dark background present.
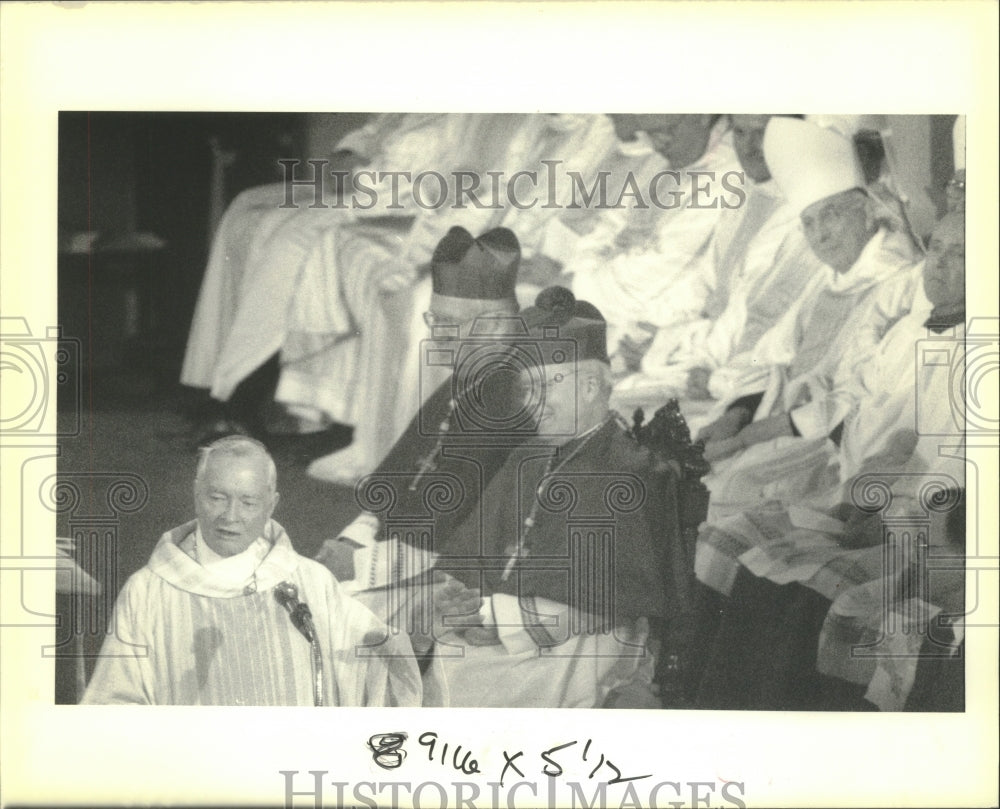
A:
[54,112,367,702]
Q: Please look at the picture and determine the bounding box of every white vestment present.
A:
[838,281,966,487]
[611,179,823,414]
[180,113,502,401]
[82,520,422,706]
[703,226,922,515]
[436,595,655,709]
[565,118,740,354]
[694,304,966,710]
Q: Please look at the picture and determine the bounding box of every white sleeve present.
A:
[485,593,578,653]
[80,577,153,705]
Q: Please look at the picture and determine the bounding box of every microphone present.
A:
[274,581,317,643]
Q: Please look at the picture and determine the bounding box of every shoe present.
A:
[266,425,353,465]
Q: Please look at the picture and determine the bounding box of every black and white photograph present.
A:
[1,3,997,808]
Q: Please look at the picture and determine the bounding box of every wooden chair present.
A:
[628,400,711,708]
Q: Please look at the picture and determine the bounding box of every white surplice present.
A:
[703,226,922,514]
[566,118,741,354]
[611,179,823,412]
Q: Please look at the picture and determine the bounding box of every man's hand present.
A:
[409,572,483,655]
[702,414,790,463]
[686,366,713,400]
[427,572,482,634]
[696,406,751,443]
[430,574,500,646]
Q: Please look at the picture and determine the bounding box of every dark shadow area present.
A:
[54,112,360,702]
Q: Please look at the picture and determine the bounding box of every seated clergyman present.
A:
[694,116,922,516]
[314,224,525,580]
[82,436,421,706]
[426,288,674,708]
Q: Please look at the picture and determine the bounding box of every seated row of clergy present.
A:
[331,114,930,523]
[178,114,749,486]
[397,114,917,484]
[296,113,742,485]
[686,116,924,513]
[84,197,965,708]
[632,116,965,709]
[693,203,967,711]
[680,118,966,709]
[185,112,930,491]
[85,269,678,707]
[179,114,617,463]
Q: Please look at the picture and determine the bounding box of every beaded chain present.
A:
[409,399,457,491]
[500,415,612,582]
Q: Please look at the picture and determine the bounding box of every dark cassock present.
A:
[430,289,674,708]
[438,420,671,633]
[315,225,527,583]
[316,230,560,701]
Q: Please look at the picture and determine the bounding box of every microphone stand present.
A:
[275,582,324,706]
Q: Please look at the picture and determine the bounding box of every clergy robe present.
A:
[610,179,823,412]
[430,418,675,708]
[701,226,921,516]
[566,117,740,356]
[180,113,497,403]
[697,284,966,592]
[694,302,966,710]
[838,281,966,487]
[180,114,448,395]
[82,520,422,706]
[304,115,620,484]
[331,335,532,581]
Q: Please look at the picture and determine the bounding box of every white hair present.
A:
[195,435,277,493]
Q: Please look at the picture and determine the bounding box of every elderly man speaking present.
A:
[82,436,421,706]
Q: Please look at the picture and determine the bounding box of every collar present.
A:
[189,526,271,592]
[149,519,300,598]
